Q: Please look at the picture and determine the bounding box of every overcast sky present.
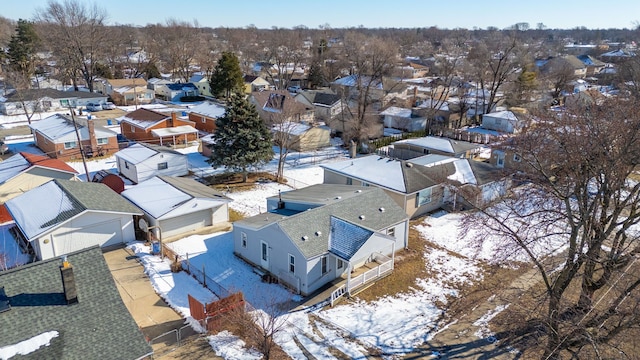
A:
[4,0,640,30]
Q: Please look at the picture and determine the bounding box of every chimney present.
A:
[170,112,177,127]
[60,256,78,305]
[87,119,98,154]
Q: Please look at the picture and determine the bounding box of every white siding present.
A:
[135,153,188,183]
[159,209,210,239]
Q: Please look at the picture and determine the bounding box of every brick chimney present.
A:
[170,112,177,127]
[87,119,98,154]
[60,256,78,305]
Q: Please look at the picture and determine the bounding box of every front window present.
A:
[97,138,108,145]
[416,188,432,207]
[321,256,328,274]
[64,141,77,149]
[289,254,295,273]
[157,162,168,170]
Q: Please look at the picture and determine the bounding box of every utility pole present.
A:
[69,107,91,181]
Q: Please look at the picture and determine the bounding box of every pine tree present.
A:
[210,51,244,100]
[6,19,40,84]
[208,94,274,182]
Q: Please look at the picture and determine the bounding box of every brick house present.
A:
[29,114,119,160]
[187,101,226,133]
[119,108,198,145]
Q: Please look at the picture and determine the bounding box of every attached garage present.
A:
[52,219,124,254]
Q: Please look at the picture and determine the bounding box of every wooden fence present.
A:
[188,292,246,332]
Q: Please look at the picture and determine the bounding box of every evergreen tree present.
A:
[210,51,244,100]
[143,62,161,80]
[208,94,274,182]
[6,19,40,84]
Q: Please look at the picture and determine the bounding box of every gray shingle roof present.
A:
[276,186,407,258]
[158,176,231,201]
[55,179,143,215]
[0,246,153,360]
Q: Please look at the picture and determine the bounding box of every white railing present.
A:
[330,284,347,306]
[348,258,394,294]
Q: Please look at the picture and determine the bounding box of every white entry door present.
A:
[260,241,269,270]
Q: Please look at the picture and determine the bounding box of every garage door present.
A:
[53,219,123,255]
[160,209,211,239]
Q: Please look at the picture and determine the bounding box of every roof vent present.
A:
[405,162,413,168]
[315,231,322,236]
[302,235,309,241]
[359,215,366,220]
[355,189,362,193]
[379,207,385,213]
[335,196,342,200]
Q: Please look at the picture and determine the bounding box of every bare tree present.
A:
[463,96,640,359]
[342,32,397,142]
[35,0,109,91]
[541,57,578,101]
[259,28,307,90]
[146,19,200,82]
[466,32,521,117]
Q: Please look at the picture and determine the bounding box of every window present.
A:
[157,162,168,170]
[346,178,352,185]
[201,117,206,123]
[124,161,129,169]
[241,232,247,248]
[130,125,135,133]
[497,154,505,168]
[513,154,521,162]
[261,242,268,261]
[416,187,432,207]
[97,138,108,145]
[361,181,370,187]
[337,258,344,270]
[387,227,396,237]
[495,118,502,125]
[64,141,77,149]
[289,254,295,273]
[321,256,328,274]
[42,100,52,108]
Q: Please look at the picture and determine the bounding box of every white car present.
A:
[102,102,116,110]
[85,103,102,112]
[287,85,301,93]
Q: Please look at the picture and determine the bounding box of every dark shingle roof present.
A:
[123,108,169,122]
[0,246,153,360]
[313,92,341,106]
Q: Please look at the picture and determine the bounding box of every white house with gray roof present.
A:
[322,155,509,218]
[115,142,188,184]
[390,136,482,159]
[5,179,142,261]
[233,184,409,296]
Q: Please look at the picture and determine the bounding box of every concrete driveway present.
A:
[103,246,219,358]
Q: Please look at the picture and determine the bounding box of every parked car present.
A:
[102,102,116,110]
[287,85,301,93]
[85,103,102,112]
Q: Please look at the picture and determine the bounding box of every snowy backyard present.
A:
[0,134,511,359]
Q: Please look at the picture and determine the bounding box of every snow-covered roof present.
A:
[115,143,186,165]
[0,152,76,184]
[121,176,228,219]
[6,180,141,239]
[151,125,198,138]
[394,136,480,155]
[321,156,409,192]
[380,106,412,118]
[29,114,117,143]
[483,110,518,121]
[272,122,312,136]
[447,159,477,185]
[189,101,226,118]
